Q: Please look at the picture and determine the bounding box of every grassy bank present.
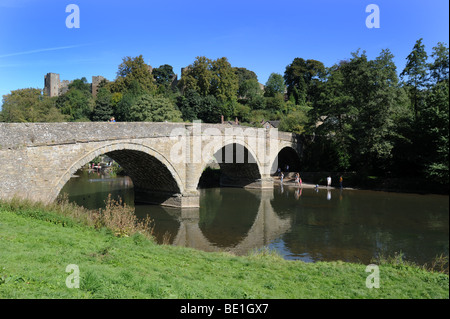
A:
[0,199,448,299]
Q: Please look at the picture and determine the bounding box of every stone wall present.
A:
[0,122,301,207]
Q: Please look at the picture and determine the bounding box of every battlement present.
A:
[44,73,105,98]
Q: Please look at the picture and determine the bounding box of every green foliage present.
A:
[178,56,239,104]
[91,88,113,122]
[284,57,325,104]
[56,78,94,122]
[421,80,449,184]
[176,89,221,123]
[264,73,285,97]
[0,88,67,123]
[152,64,176,87]
[129,94,182,122]
[400,38,429,119]
[113,55,157,95]
[279,109,309,135]
[429,42,449,83]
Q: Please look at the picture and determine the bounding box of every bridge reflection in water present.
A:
[136,188,292,256]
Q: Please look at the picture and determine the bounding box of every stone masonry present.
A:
[0,122,302,207]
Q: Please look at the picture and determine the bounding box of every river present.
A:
[60,169,449,266]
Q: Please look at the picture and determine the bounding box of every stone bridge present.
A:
[0,122,302,207]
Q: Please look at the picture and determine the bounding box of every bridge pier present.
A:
[133,190,200,208]
[0,123,301,208]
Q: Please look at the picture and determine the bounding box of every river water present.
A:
[60,169,449,266]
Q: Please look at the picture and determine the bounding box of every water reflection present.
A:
[61,170,449,266]
[171,188,292,256]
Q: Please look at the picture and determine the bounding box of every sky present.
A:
[0,0,449,108]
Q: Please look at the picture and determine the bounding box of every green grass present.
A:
[0,200,448,299]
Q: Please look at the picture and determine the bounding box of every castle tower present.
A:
[91,75,105,97]
[44,73,60,97]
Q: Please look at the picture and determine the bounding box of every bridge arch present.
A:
[271,143,302,174]
[195,138,264,189]
[50,142,185,206]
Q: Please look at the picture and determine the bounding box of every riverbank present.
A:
[277,172,449,195]
[0,199,448,299]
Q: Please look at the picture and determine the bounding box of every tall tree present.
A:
[264,73,285,97]
[113,55,156,94]
[178,56,213,96]
[91,87,113,121]
[400,38,428,119]
[210,57,239,103]
[429,42,449,84]
[421,80,449,184]
[152,64,176,88]
[351,49,400,172]
[313,62,354,170]
[284,58,325,105]
[234,67,258,98]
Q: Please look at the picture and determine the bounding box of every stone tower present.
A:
[44,73,60,97]
[91,75,105,97]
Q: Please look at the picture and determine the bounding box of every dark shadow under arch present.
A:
[197,143,262,189]
[272,147,302,174]
[106,149,181,205]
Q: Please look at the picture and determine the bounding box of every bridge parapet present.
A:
[0,122,302,207]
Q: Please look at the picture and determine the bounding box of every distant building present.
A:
[261,120,280,129]
[44,73,61,97]
[44,73,106,98]
[91,75,105,97]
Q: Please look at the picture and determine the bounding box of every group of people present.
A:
[327,175,344,189]
[278,168,344,189]
[277,168,302,187]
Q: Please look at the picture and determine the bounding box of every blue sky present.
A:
[0,0,448,107]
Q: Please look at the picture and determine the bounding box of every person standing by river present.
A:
[327,176,331,187]
[339,176,343,189]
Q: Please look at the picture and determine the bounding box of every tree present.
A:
[1,88,67,123]
[113,55,156,94]
[234,67,258,98]
[238,78,263,101]
[351,49,400,172]
[178,56,239,102]
[177,89,203,122]
[114,80,145,122]
[129,94,182,122]
[421,80,449,184]
[91,87,113,121]
[264,73,285,97]
[210,57,239,103]
[400,38,428,119]
[429,42,449,84]
[178,56,214,96]
[284,58,325,105]
[313,63,354,170]
[56,79,94,122]
[69,77,91,92]
[152,64,176,93]
[279,110,309,135]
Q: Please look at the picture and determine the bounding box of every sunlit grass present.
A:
[0,198,448,299]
